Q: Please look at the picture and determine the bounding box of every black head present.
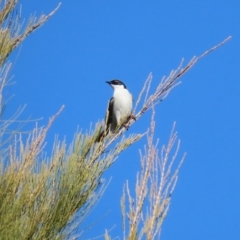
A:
[106,79,127,89]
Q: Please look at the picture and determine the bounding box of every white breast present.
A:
[112,88,133,129]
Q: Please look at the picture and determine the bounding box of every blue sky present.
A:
[6,1,240,239]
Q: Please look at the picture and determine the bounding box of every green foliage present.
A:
[0,4,143,231]
[0,1,231,239]
[0,1,61,66]
[0,115,142,239]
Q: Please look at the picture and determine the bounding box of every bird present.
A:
[105,79,134,133]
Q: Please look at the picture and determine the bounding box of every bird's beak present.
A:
[106,81,113,88]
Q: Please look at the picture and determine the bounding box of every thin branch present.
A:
[107,36,232,144]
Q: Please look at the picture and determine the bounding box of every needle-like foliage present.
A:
[0,1,232,239]
[0,113,142,239]
[0,1,61,66]
[121,112,185,240]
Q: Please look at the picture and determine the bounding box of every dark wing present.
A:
[96,97,114,142]
[106,97,114,130]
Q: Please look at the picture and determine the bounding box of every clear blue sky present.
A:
[7,1,240,239]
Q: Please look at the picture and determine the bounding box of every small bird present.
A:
[106,79,134,132]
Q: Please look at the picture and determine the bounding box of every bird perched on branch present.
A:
[96,79,136,142]
[105,79,134,132]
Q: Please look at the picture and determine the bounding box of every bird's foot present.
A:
[130,114,136,121]
[126,114,136,122]
[121,115,137,131]
[123,123,129,130]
